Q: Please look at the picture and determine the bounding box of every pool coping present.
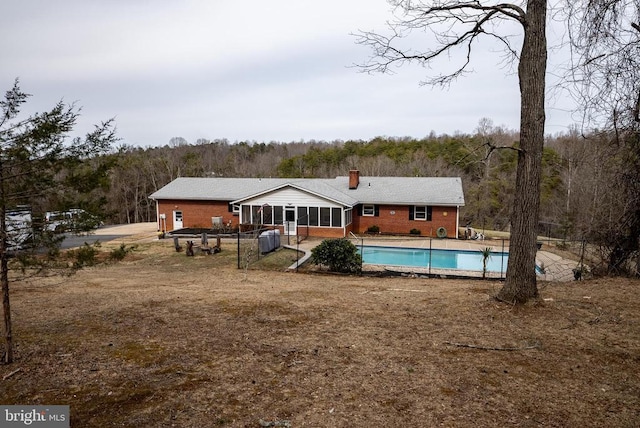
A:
[363,264,506,279]
[291,237,581,282]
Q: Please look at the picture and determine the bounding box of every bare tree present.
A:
[460,119,519,230]
[565,0,640,274]
[565,0,640,131]
[355,0,547,303]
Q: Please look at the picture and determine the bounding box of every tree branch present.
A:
[355,1,526,86]
[455,140,523,167]
[565,0,640,131]
[421,2,526,25]
[2,367,21,380]
[444,341,540,351]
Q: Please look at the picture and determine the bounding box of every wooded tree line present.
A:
[100,123,634,254]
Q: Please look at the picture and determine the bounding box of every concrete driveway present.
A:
[59,222,158,249]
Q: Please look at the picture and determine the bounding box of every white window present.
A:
[320,207,331,226]
[345,208,352,226]
[332,208,341,227]
[414,206,432,221]
[308,207,319,226]
[362,204,375,216]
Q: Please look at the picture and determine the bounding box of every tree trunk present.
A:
[498,0,547,303]
[0,169,12,363]
[1,241,11,364]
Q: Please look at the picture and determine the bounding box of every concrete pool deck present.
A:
[289,236,581,282]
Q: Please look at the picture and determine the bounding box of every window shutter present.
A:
[357,204,362,216]
[409,206,414,220]
[374,205,380,217]
[228,203,233,212]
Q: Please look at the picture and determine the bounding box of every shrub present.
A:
[409,228,421,235]
[366,225,380,234]
[479,247,492,279]
[109,243,137,261]
[310,238,362,274]
[70,242,100,268]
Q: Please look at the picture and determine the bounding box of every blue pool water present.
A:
[359,246,508,273]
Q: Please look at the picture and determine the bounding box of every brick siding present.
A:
[353,204,458,238]
[157,200,237,231]
[157,200,457,238]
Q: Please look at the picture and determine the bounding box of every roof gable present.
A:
[232,181,358,206]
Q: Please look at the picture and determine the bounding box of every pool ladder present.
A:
[350,231,364,251]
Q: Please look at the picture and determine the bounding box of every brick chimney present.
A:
[349,169,360,189]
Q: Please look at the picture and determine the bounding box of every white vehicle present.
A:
[45,209,83,232]
[45,209,99,233]
[5,207,33,250]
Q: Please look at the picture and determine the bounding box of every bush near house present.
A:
[366,225,380,234]
[310,238,362,274]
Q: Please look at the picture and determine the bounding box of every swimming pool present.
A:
[359,245,508,273]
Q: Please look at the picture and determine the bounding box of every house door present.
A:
[173,210,183,230]
[284,207,296,236]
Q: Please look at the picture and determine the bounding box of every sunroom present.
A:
[233,183,356,238]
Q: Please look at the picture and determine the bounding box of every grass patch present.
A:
[4,238,639,427]
[111,341,166,367]
[250,248,301,270]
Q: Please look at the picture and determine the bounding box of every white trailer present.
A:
[5,207,32,251]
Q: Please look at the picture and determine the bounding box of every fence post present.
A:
[360,236,364,276]
[501,239,505,279]
[429,238,432,276]
[286,221,290,245]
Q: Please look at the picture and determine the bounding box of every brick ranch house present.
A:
[149,170,465,239]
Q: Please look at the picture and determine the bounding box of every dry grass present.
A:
[1,240,639,427]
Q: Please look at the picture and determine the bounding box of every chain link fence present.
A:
[465,220,639,278]
[169,224,637,279]
[236,226,274,269]
[539,237,639,279]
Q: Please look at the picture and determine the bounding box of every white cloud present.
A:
[0,0,575,146]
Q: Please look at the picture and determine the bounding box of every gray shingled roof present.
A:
[149,176,465,206]
[149,177,292,201]
[332,176,465,206]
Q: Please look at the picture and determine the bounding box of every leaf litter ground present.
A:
[1,240,639,427]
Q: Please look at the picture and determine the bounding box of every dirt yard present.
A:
[1,239,639,427]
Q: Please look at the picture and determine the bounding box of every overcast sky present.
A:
[1,1,576,147]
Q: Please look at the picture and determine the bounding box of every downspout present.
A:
[456,205,460,239]
[342,206,346,237]
[154,198,160,231]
